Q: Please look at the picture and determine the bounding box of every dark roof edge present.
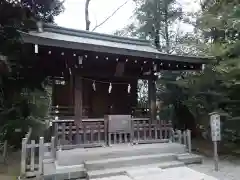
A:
[44,24,152,46]
[22,31,214,63]
[43,24,215,63]
[159,53,215,63]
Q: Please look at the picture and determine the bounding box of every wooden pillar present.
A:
[74,75,83,123]
[148,79,156,122]
[51,77,56,107]
[69,72,74,114]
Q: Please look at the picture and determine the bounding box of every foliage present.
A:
[0,0,63,147]
[114,0,201,129]
[115,0,240,140]
[173,1,240,141]
[186,2,240,115]
[137,80,148,105]
[115,0,183,53]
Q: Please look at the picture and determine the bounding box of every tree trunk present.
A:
[85,0,91,30]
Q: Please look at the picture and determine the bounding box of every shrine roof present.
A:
[21,24,213,63]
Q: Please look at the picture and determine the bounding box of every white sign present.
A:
[210,114,221,141]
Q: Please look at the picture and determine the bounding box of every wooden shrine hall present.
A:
[21,23,210,147]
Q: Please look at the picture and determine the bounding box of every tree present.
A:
[173,1,240,141]
[0,0,64,147]
[115,0,183,53]
[184,1,240,116]
[114,0,216,133]
[21,0,64,22]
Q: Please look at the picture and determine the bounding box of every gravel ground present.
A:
[188,156,240,180]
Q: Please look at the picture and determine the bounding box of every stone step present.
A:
[91,175,132,180]
[85,153,176,171]
[57,143,186,166]
[126,167,163,178]
[43,162,86,180]
[87,161,184,180]
[177,153,203,164]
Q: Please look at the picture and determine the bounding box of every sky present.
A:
[55,0,200,34]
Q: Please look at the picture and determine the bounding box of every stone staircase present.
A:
[43,143,202,180]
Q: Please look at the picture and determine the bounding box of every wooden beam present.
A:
[79,71,157,80]
[115,62,125,77]
[74,75,83,124]
[69,71,74,108]
[148,79,156,122]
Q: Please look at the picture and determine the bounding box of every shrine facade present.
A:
[21,23,210,147]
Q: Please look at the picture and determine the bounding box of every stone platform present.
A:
[91,166,218,180]
[43,143,203,180]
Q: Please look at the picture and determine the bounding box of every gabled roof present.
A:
[21,24,213,63]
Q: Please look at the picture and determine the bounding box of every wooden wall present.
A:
[52,78,73,107]
[81,77,138,118]
[52,75,138,118]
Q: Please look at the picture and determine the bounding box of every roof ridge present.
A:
[44,23,151,46]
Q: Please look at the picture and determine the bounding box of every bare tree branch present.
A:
[91,0,129,31]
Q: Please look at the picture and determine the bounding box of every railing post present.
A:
[163,120,167,139]
[154,121,158,140]
[170,128,174,142]
[159,120,163,139]
[136,120,140,141]
[149,121,152,139]
[62,123,66,145]
[130,119,134,144]
[38,137,44,175]
[2,140,7,163]
[108,133,112,146]
[51,137,56,159]
[177,130,182,144]
[76,123,80,144]
[183,131,187,147]
[30,140,35,172]
[142,121,146,140]
[21,138,27,176]
[113,133,117,144]
[97,122,101,143]
[187,129,192,153]
[104,118,108,146]
[54,122,58,147]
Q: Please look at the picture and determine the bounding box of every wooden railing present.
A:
[50,105,151,119]
[53,118,106,149]
[131,107,150,118]
[20,127,192,178]
[21,128,56,178]
[172,129,192,153]
[51,106,74,118]
[53,118,173,149]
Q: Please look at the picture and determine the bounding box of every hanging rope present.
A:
[80,77,131,85]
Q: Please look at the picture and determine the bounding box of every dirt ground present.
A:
[192,138,240,157]
[0,151,21,180]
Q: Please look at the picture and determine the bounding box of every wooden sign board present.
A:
[107,115,132,133]
[210,113,221,141]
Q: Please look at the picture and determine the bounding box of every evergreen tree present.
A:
[176,1,240,141]
[0,0,64,147]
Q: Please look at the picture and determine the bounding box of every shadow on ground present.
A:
[0,151,21,180]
